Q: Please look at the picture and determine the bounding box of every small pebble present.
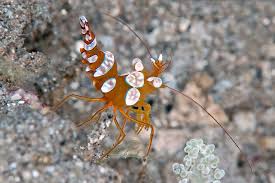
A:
[61,9,67,15]
[18,100,25,104]
[70,82,80,90]
[262,17,270,26]
[260,137,275,150]
[179,18,190,32]
[10,93,22,101]
[9,162,17,170]
[233,111,256,132]
[32,170,39,178]
[14,176,20,182]
[45,166,55,173]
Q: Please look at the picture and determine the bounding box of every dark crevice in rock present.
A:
[23,23,54,53]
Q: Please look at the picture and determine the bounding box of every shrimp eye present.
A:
[147,77,162,88]
[132,106,139,110]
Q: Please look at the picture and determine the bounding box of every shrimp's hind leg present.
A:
[99,108,126,160]
[119,108,154,157]
[52,93,105,111]
[117,110,128,141]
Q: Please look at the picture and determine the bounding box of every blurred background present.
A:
[0,0,275,182]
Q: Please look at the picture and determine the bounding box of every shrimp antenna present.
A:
[164,85,254,173]
[101,11,154,59]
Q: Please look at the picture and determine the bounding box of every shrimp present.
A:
[53,15,253,172]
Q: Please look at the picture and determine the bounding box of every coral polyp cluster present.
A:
[172,139,225,183]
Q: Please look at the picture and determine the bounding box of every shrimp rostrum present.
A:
[54,15,254,171]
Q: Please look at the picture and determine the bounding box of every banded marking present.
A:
[81,24,89,34]
[84,38,97,51]
[94,51,115,77]
[79,16,88,27]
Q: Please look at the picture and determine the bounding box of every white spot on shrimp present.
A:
[126,71,144,88]
[105,51,114,60]
[87,55,98,63]
[101,78,116,93]
[85,34,92,41]
[84,38,97,51]
[85,66,91,72]
[94,68,104,77]
[132,58,144,71]
[125,88,140,106]
[147,77,162,88]
[82,52,87,59]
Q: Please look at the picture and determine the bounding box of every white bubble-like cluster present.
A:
[75,113,112,161]
[172,139,225,183]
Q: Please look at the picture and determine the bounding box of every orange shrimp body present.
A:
[56,16,169,159]
[54,16,254,171]
[79,16,165,108]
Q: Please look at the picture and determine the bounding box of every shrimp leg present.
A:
[99,108,126,160]
[52,93,105,111]
[76,104,109,128]
[119,108,154,157]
